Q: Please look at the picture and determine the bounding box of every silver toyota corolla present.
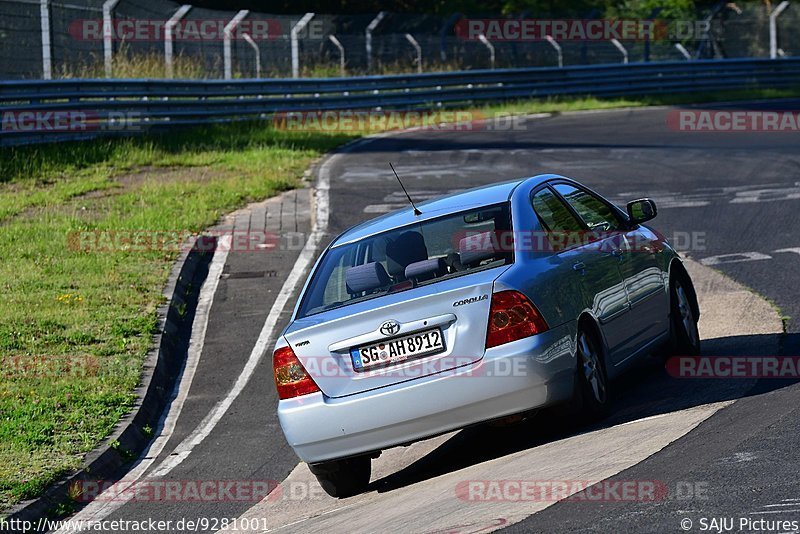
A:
[272,174,700,497]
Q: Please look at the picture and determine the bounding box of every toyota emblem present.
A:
[379,320,401,336]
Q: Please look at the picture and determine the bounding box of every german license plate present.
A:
[351,328,445,371]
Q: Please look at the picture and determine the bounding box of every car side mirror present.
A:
[626,198,657,224]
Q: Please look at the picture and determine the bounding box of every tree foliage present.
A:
[191,0,722,18]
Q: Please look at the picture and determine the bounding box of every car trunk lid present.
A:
[284,267,506,398]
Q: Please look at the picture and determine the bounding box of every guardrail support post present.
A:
[675,43,692,60]
[223,10,249,79]
[291,13,315,78]
[477,34,495,69]
[328,35,345,76]
[770,1,790,59]
[39,0,52,79]
[242,33,260,78]
[545,35,563,67]
[165,4,191,79]
[366,11,387,72]
[610,38,629,64]
[102,0,120,78]
[405,33,422,73]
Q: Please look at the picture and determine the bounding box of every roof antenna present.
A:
[389,162,422,216]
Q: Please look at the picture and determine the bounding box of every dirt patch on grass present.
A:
[115,165,214,188]
[16,165,224,223]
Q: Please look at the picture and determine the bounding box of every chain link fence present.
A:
[1,0,798,80]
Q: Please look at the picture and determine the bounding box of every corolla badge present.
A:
[379,320,401,337]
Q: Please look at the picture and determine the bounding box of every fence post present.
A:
[328,35,345,76]
[610,38,629,64]
[366,11,387,72]
[242,33,260,78]
[223,10,249,79]
[675,43,692,60]
[770,1,790,59]
[440,13,461,62]
[165,4,192,79]
[291,13,315,78]
[39,0,52,79]
[405,33,422,73]
[545,35,563,68]
[477,34,495,69]
[102,0,120,78]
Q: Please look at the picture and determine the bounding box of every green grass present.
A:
[56,49,463,80]
[60,49,213,80]
[1,87,798,510]
[486,87,800,115]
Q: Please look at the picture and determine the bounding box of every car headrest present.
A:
[386,231,428,279]
[459,231,498,266]
[405,257,446,282]
[445,252,463,272]
[345,262,390,294]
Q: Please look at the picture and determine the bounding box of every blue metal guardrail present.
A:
[2,58,799,146]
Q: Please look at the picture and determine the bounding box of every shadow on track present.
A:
[371,332,799,494]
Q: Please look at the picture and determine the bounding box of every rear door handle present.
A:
[611,249,624,258]
[572,262,586,274]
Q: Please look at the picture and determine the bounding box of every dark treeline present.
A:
[188,0,760,17]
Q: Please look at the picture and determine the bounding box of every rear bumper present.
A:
[277,322,576,464]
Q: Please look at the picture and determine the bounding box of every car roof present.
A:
[330,175,553,247]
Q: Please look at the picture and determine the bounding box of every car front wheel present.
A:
[308,455,371,498]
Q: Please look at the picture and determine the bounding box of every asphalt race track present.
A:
[57,101,800,533]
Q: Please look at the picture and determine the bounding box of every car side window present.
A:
[553,184,622,232]
[531,187,584,252]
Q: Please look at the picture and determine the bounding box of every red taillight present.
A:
[273,346,320,400]
[485,290,549,349]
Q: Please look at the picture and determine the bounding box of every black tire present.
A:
[574,325,610,420]
[308,455,371,498]
[670,273,701,357]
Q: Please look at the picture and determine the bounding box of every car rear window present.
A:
[296,203,513,318]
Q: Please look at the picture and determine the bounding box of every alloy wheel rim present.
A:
[676,283,699,347]
[579,332,607,404]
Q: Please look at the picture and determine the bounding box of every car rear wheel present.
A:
[308,455,371,498]
[670,274,700,356]
[575,326,610,419]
